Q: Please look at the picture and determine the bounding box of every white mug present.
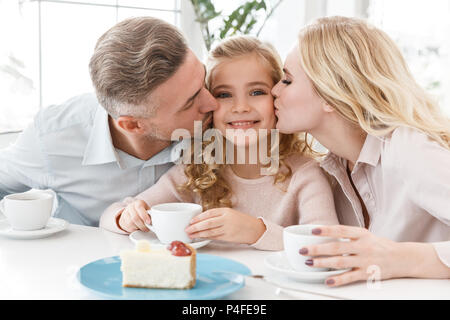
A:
[145,203,202,244]
[283,224,347,272]
[0,190,54,231]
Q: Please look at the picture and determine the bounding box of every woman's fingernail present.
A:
[326,279,335,286]
[312,228,322,235]
[305,259,313,266]
[299,248,308,255]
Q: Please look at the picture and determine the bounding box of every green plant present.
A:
[190,0,284,51]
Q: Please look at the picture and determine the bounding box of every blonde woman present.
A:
[100,36,339,250]
[272,16,450,285]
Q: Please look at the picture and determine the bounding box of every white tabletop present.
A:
[0,222,449,300]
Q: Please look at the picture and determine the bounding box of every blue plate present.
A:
[77,254,251,300]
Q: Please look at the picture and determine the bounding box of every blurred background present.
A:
[1,0,449,141]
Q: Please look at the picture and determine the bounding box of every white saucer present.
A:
[0,218,69,240]
[129,230,211,249]
[264,251,351,283]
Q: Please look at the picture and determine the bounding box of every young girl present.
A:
[100,36,339,250]
[271,16,450,283]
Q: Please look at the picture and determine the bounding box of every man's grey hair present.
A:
[89,16,188,118]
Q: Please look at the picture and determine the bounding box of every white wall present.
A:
[0,132,19,149]
[259,0,308,60]
[180,0,208,61]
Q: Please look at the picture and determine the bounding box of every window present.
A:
[367,0,450,116]
[2,0,448,134]
[0,0,180,133]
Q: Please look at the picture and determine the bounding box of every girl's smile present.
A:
[226,119,261,130]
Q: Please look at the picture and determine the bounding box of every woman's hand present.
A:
[184,208,266,245]
[299,225,424,287]
[117,200,151,233]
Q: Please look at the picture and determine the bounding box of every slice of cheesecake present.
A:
[120,240,196,289]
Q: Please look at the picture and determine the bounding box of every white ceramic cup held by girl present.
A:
[283,224,348,272]
[0,190,54,231]
[145,203,202,244]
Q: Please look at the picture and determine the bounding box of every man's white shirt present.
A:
[0,93,181,226]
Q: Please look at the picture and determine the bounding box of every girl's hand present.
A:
[299,225,418,287]
[117,200,151,233]
[184,208,266,245]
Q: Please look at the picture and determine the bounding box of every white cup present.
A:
[145,203,202,244]
[283,224,346,272]
[0,191,54,231]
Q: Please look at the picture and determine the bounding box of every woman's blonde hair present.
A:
[180,35,313,210]
[298,16,450,149]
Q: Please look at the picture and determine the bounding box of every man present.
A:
[0,17,217,226]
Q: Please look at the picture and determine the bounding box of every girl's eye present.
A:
[250,90,266,96]
[215,92,231,99]
[281,79,292,85]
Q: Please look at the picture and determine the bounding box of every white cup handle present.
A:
[145,209,156,233]
[0,199,4,215]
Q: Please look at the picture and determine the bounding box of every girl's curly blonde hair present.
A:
[179,36,316,210]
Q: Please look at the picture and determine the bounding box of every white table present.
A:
[0,223,449,300]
